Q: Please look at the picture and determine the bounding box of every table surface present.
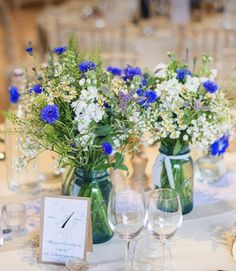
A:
[1,136,236,270]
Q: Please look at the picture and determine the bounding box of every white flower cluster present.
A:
[18,137,39,158]
[12,156,27,173]
[72,86,104,132]
[142,63,234,147]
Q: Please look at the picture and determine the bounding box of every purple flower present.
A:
[53,46,67,55]
[194,100,202,110]
[203,80,218,93]
[30,84,43,94]
[210,135,229,156]
[40,105,60,125]
[107,66,122,76]
[176,68,191,81]
[123,66,142,81]
[119,91,134,110]
[78,61,96,73]
[9,86,20,103]
[102,142,113,155]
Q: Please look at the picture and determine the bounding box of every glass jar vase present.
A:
[195,155,225,184]
[152,141,193,215]
[5,103,40,193]
[63,168,113,244]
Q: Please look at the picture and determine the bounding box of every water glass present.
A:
[147,189,182,271]
[108,182,146,271]
[4,203,26,236]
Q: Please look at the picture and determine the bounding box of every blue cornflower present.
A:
[145,90,158,103]
[203,80,218,93]
[30,84,43,94]
[176,68,191,81]
[107,66,122,76]
[102,142,113,155]
[25,46,33,55]
[53,46,67,55]
[139,90,158,108]
[9,86,20,103]
[78,61,97,73]
[141,79,147,87]
[210,135,229,156]
[139,99,149,108]
[40,105,60,125]
[123,66,142,81]
[136,88,144,96]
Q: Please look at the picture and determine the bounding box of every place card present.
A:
[39,195,92,265]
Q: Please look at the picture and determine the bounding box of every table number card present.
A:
[40,195,92,265]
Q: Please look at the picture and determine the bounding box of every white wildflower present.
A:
[12,157,27,173]
[184,76,200,93]
[79,78,85,86]
[154,63,167,78]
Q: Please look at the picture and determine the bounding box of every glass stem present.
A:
[160,237,166,271]
[124,239,130,271]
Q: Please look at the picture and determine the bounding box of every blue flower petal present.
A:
[210,135,229,156]
[9,86,20,103]
[30,84,43,94]
[102,142,113,155]
[176,68,191,81]
[203,80,218,93]
[53,46,67,55]
[78,61,97,73]
[40,105,60,125]
[123,66,142,81]
[107,66,122,76]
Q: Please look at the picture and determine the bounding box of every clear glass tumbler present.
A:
[4,203,26,236]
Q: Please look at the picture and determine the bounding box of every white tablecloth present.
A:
[1,143,236,270]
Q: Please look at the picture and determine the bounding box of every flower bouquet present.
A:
[137,53,234,214]
[5,39,145,243]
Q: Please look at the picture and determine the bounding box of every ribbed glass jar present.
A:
[63,168,113,244]
[153,142,194,215]
[195,155,225,184]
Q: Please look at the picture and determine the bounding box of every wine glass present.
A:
[108,182,146,271]
[147,188,182,271]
